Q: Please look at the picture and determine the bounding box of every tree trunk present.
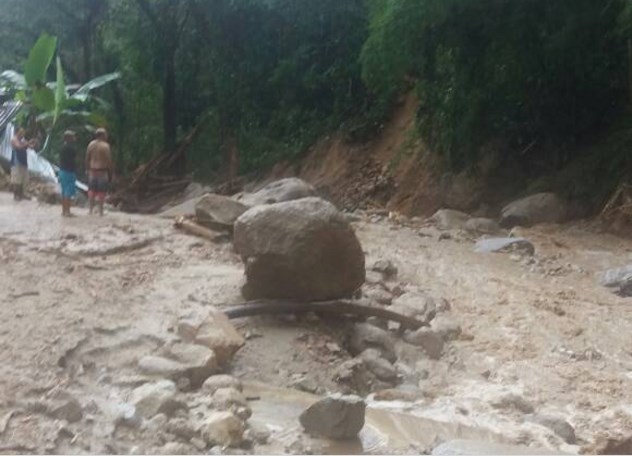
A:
[163,53,179,164]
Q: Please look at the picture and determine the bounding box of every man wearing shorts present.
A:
[10,127,31,201]
[85,128,113,216]
[58,130,77,217]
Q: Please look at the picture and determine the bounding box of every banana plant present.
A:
[0,33,120,138]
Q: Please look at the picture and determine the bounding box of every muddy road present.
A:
[1,192,632,454]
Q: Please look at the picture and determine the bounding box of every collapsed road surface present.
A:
[2,192,632,454]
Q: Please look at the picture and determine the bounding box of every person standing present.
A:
[58,130,78,217]
[85,128,113,216]
[10,127,31,201]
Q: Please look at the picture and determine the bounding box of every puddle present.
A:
[244,382,507,454]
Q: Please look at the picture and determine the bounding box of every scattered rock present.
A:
[211,388,249,412]
[195,194,249,231]
[166,417,198,441]
[144,413,168,432]
[431,315,462,341]
[491,394,535,414]
[334,359,374,396]
[586,434,632,455]
[474,237,535,255]
[114,403,141,429]
[289,376,322,394]
[525,414,576,444]
[465,217,501,234]
[358,349,399,382]
[371,260,398,280]
[51,397,83,423]
[364,286,393,306]
[156,442,195,455]
[432,439,554,455]
[131,380,181,418]
[195,308,246,366]
[500,192,567,228]
[246,422,270,445]
[237,178,317,206]
[348,323,397,363]
[373,387,422,402]
[391,291,437,324]
[299,394,366,439]
[234,197,365,301]
[190,437,207,451]
[600,265,632,297]
[160,342,219,387]
[404,328,445,360]
[202,375,243,395]
[430,209,471,231]
[138,356,185,378]
[199,411,245,448]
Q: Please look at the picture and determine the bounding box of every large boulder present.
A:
[234,197,365,301]
[237,178,317,206]
[194,194,249,231]
[500,193,567,228]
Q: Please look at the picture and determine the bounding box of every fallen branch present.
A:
[174,216,226,242]
[223,300,427,330]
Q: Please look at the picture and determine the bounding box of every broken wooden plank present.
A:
[174,216,226,242]
[223,300,427,330]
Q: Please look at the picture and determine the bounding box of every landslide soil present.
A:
[2,193,632,454]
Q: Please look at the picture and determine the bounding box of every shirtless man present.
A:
[85,128,113,216]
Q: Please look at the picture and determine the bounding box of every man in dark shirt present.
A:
[58,130,78,217]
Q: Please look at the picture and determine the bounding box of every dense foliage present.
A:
[2,0,632,183]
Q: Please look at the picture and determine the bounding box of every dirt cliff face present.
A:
[263,95,512,218]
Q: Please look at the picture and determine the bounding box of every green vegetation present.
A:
[2,0,632,193]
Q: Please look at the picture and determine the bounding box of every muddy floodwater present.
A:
[2,192,632,454]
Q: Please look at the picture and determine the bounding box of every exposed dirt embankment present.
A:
[263,95,513,218]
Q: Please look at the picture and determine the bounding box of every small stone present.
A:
[234,406,252,421]
[364,287,393,306]
[491,394,535,414]
[166,417,197,440]
[145,413,168,432]
[114,403,141,429]
[404,328,445,360]
[200,411,245,448]
[474,237,535,256]
[138,356,183,378]
[190,437,207,451]
[203,375,243,395]
[131,380,179,418]
[247,422,270,444]
[525,415,576,444]
[371,260,398,280]
[211,388,249,411]
[326,342,342,354]
[431,315,462,341]
[358,349,399,382]
[299,394,366,439]
[348,323,397,363]
[290,376,320,394]
[51,398,83,423]
[156,442,194,455]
